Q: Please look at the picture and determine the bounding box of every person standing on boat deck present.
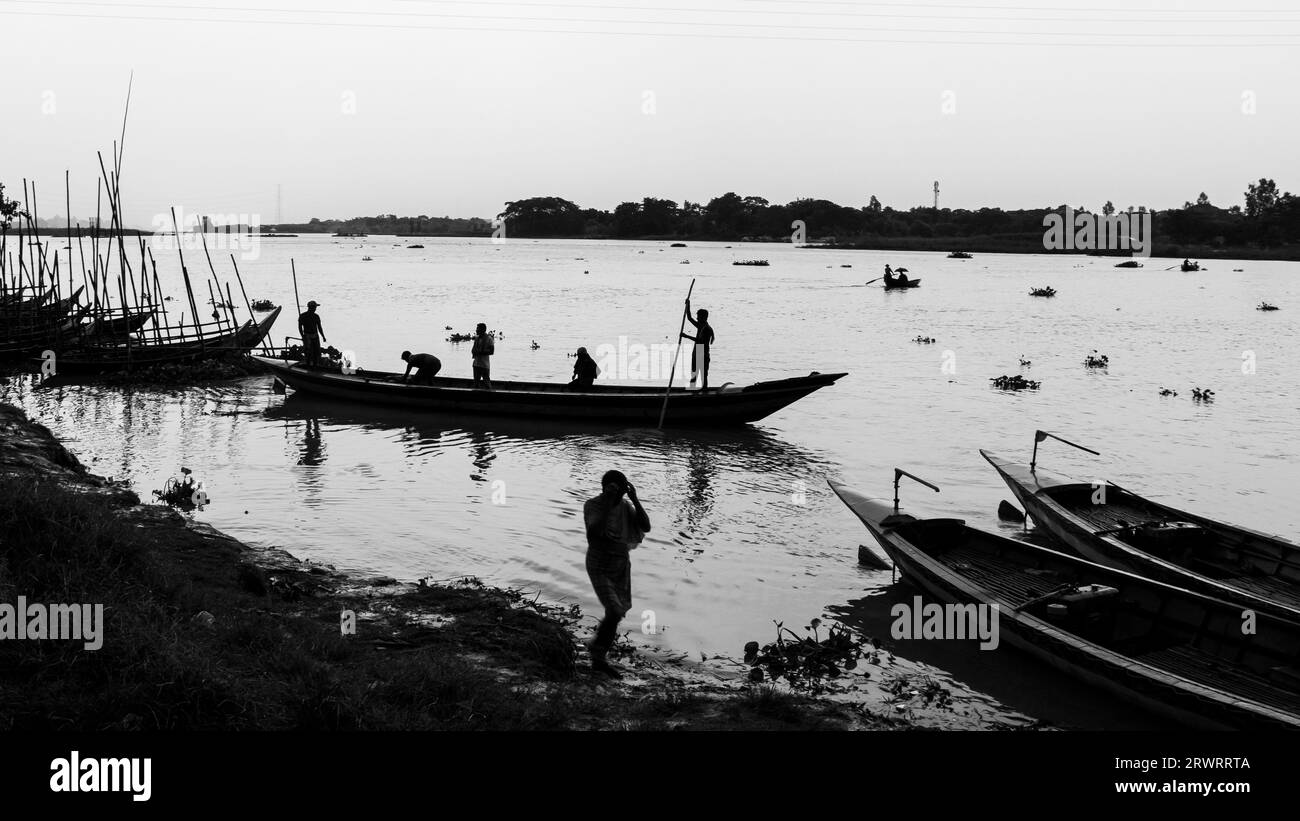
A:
[471,323,494,389]
[298,301,326,367]
[401,351,441,385]
[570,346,599,390]
[583,469,651,679]
[883,265,896,287]
[681,298,715,390]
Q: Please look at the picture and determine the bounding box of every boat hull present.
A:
[253,356,845,425]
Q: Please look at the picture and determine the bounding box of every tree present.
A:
[1197,192,1210,206]
[1102,201,1115,216]
[1245,178,1280,218]
[499,196,585,236]
[0,182,26,230]
[867,195,882,213]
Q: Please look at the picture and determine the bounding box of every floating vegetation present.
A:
[670,242,687,247]
[1019,356,1032,367]
[880,672,953,710]
[530,340,540,350]
[733,259,770,266]
[1159,387,1178,397]
[1258,302,1279,311]
[1192,387,1215,403]
[153,467,206,509]
[913,336,936,344]
[251,298,276,311]
[407,244,425,249]
[447,330,499,343]
[991,374,1040,391]
[1029,286,1056,297]
[1114,260,1143,268]
[1083,350,1109,368]
[840,264,852,268]
[743,618,873,693]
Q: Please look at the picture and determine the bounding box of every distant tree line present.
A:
[266,179,1300,255]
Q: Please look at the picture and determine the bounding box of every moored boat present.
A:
[251,354,846,426]
[981,434,1300,622]
[828,475,1300,730]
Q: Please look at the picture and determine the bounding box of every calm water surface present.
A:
[5,237,1297,728]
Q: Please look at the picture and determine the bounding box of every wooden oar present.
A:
[657,277,695,429]
[864,277,882,286]
[1012,582,1076,613]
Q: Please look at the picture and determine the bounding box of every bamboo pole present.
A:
[229,253,269,354]
[658,278,696,429]
[172,206,203,351]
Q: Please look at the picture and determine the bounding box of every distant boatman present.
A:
[471,322,494,390]
[400,351,442,385]
[298,300,326,368]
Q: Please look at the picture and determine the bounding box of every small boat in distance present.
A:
[251,355,846,426]
[982,439,1300,622]
[828,476,1300,730]
[1181,260,1201,272]
[947,251,972,259]
[361,256,373,261]
[1115,260,1143,268]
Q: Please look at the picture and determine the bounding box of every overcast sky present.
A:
[2,0,1297,226]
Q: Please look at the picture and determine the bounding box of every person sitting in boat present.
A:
[570,347,599,390]
[883,264,896,286]
[400,351,441,385]
[298,300,326,368]
[471,322,494,390]
[681,299,715,390]
[896,269,910,286]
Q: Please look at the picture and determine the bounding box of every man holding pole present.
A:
[681,297,715,391]
[298,300,326,367]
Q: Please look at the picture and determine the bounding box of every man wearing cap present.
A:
[582,469,651,679]
[569,346,599,390]
[298,301,326,368]
[470,322,494,389]
[400,350,441,385]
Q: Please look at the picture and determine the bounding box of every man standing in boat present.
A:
[298,300,326,368]
[681,298,715,390]
[583,469,651,679]
[471,322,494,390]
[400,351,441,385]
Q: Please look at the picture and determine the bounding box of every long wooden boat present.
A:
[828,478,1300,730]
[251,354,846,425]
[0,306,91,357]
[883,278,921,290]
[41,307,280,373]
[982,448,1300,622]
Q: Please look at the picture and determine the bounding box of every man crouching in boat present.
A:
[583,470,651,679]
[298,300,326,368]
[400,351,441,385]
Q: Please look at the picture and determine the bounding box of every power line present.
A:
[1,4,1297,45]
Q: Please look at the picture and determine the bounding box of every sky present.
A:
[1,0,1298,227]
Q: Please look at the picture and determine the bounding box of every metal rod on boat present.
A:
[657,277,695,429]
[893,468,940,512]
[1031,429,1101,472]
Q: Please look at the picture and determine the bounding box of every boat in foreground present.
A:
[828,476,1300,730]
[251,355,846,426]
[982,440,1300,622]
[883,278,921,290]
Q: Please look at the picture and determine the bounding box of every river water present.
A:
[4,236,1297,728]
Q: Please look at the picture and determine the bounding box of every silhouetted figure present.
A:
[471,323,494,390]
[681,298,715,390]
[883,265,896,287]
[298,301,326,367]
[897,270,910,286]
[401,351,441,385]
[583,469,651,679]
[570,347,599,390]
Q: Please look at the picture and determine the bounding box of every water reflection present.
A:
[298,418,325,466]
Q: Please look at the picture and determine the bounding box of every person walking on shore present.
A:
[471,323,494,389]
[298,300,326,367]
[583,469,651,679]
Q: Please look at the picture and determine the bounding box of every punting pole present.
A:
[230,254,269,354]
[172,206,203,350]
[657,277,696,429]
[65,170,73,302]
[291,257,302,319]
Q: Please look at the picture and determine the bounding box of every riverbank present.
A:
[0,401,901,731]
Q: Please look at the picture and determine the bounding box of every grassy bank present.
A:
[0,402,890,731]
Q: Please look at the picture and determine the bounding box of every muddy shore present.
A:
[0,400,906,731]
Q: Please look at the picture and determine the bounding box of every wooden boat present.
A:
[883,278,921,290]
[828,476,1300,730]
[81,309,157,341]
[982,442,1300,622]
[1181,262,1200,272]
[41,307,280,373]
[251,354,846,425]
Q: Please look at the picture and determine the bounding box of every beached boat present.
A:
[40,307,280,373]
[828,476,1300,730]
[251,355,846,425]
[982,441,1300,621]
[883,278,921,290]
